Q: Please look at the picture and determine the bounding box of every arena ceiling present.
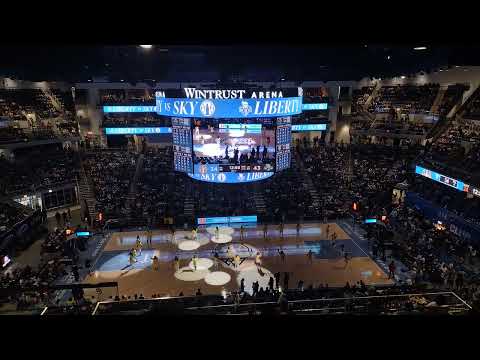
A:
[0,44,479,83]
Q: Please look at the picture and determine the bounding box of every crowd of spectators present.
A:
[0,89,60,119]
[462,88,480,120]
[351,86,374,114]
[439,84,469,116]
[100,89,155,106]
[387,204,480,306]
[368,84,440,115]
[0,202,32,235]
[299,140,413,220]
[83,150,137,219]
[0,145,79,196]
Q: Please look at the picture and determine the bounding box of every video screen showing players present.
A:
[192,119,275,172]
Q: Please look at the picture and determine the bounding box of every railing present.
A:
[184,292,471,315]
[86,290,472,316]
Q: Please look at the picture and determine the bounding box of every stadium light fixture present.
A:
[401,75,406,79]
[140,45,153,49]
[413,46,427,50]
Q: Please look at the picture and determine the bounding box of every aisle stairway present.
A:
[183,195,195,218]
[77,161,97,222]
[41,88,63,113]
[126,153,144,211]
[293,151,321,212]
[253,193,267,215]
[430,87,446,114]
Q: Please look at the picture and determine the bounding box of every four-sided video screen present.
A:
[192,119,276,173]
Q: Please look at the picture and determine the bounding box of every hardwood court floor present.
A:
[83,223,392,300]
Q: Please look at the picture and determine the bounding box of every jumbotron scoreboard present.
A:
[155,86,302,183]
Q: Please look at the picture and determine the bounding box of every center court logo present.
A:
[238,101,253,116]
[200,100,215,117]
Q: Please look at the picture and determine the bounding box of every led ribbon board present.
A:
[105,127,172,135]
[197,215,257,225]
[103,106,157,113]
[105,124,327,135]
[302,103,328,110]
[189,164,273,183]
[155,97,303,118]
[415,165,465,191]
[102,103,328,115]
[291,124,327,131]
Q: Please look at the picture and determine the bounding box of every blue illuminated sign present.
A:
[415,165,465,191]
[103,106,156,113]
[302,103,328,110]
[76,231,91,237]
[197,215,257,225]
[364,219,377,224]
[105,127,172,135]
[291,124,327,131]
[189,164,273,183]
[156,97,303,118]
[103,102,328,117]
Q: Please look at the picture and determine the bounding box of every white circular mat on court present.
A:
[237,265,273,294]
[178,240,201,251]
[174,267,210,281]
[174,231,209,246]
[204,271,231,286]
[188,258,214,270]
[211,234,233,244]
[206,226,234,236]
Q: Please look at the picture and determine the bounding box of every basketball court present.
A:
[83,222,393,300]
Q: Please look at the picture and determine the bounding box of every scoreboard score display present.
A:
[172,118,193,173]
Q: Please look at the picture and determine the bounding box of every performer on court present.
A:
[135,237,143,255]
[233,254,241,268]
[240,225,245,242]
[174,255,180,272]
[279,222,284,239]
[191,227,197,241]
[263,223,268,239]
[170,226,175,243]
[296,222,301,238]
[255,251,262,268]
[151,255,159,271]
[278,249,286,263]
[227,245,235,264]
[213,251,220,269]
[129,248,137,267]
[192,254,198,271]
[344,251,350,268]
[215,226,220,240]
[307,249,313,264]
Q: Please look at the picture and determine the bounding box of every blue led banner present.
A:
[189,164,273,183]
[103,106,157,113]
[415,165,465,192]
[155,97,303,118]
[364,218,377,224]
[291,124,327,131]
[103,102,326,115]
[105,124,328,135]
[302,103,328,110]
[105,127,172,135]
[76,231,91,237]
[197,215,258,225]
